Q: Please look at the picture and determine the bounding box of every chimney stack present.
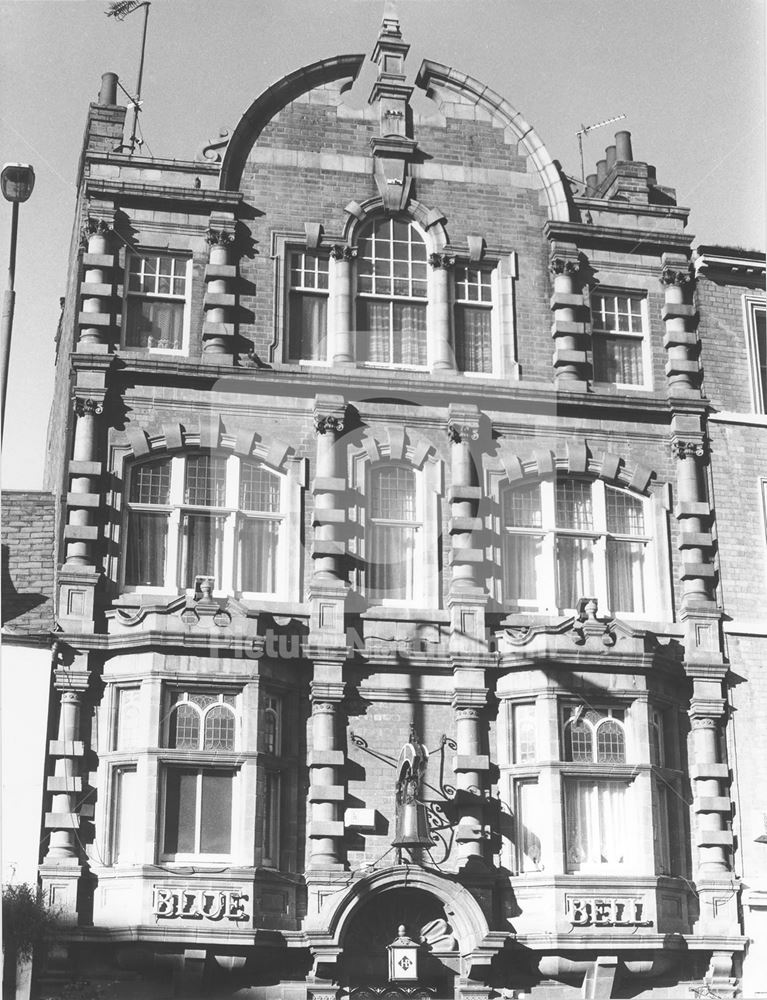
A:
[98,72,118,106]
[605,144,617,172]
[585,174,598,197]
[596,158,607,185]
[615,130,633,161]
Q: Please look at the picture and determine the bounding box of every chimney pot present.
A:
[596,159,607,184]
[585,174,598,197]
[605,145,617,171]
[615,130,633,161]
[98,73,118,106]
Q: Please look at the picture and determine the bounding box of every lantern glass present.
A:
[388,925,419,982]
[1,164,35,204]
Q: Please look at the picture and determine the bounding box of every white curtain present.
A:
[556,536,594,608]
[455,305,492,373]
[565,779,627,870]
[503,533,541,603]
[238,517,279,593]
[594,334,643,384]
[369,524,417,599]
[126,299,184,350]
[606,539,645,612]
[288,292,327,361]
[125,511,169,586]
[181,514,224,589]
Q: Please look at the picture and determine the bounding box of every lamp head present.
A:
[1,164,35,204]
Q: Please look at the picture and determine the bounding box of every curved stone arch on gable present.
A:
[122,419,293,473]
[497,439,655,496]
[415,60,571,223]
[219,54,366,191]
[342,196,449,251]
[304,865,491,957]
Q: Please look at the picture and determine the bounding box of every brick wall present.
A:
[1,490,56,633]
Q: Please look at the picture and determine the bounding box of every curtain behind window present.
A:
[125,511,169,586]
[593,335,643,384]
[126,299,184,350]
[182,514,224,589]
[288,292,327,361]
[455,305,492,373]
[238,518,279,593]
[565,779,627,870]
[607,539,646,612]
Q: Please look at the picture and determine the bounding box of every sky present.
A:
[0,0,764,489]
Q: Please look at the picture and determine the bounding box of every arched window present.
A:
[562,707,626,764]
[500,476,651,614]
[367,464,420,602]
[166,692,236,751]
[356,219,428,367]
[123,453,288,597]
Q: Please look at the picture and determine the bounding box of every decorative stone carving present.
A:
[691,716,717,730]
[660,266,692,286]
[206,227,235,247]
[312,702,336,715]
[73,397,104,417]
[446,421,479,443]
[330,245,358,262]
[671,439,708,460]
[549,256,580,277]
[197,127,231,164]
[455,707,480,721]
[79,217,111,249]
[314,414,345,436]
[428,252,456,270]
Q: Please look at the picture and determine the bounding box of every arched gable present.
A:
[416,60,571,223]
[219,55,365,191]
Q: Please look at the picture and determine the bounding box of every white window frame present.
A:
[121,251,192,355]
[744,293,767,413]
[512,777,542,874]
[497,476,658,618]
[355,218,429,372]
[286,248,331,365]
[590,288,652,390]
[261,770,281,868]
[121,452,290,600]
[452,262,507,378]
[112,685,142,752]
[110,764,139,866]
[158,765,238,864]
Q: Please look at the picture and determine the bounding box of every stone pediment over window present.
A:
[497,599,682,670]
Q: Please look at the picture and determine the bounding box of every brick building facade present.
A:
[27,12,766,1000]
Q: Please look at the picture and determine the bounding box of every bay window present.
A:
[590,290,648,387]
[367,464,420,602]
[123,252,190,353]
[123,453,287,597]
[287,250,329,362]
[356,219,428,367]
[161,767,235,861]
[500,477,651,615]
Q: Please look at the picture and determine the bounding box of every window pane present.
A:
[357,299,391,363]
[204,706,235,750]
[238,518,280,593]
[369,524,417,600]
[514,779,541,872]
[371,466,416,519]
[168,703,200,749]
[125,511,169,586]
[455,305,492,373]
[606,488,645,535]
[181,514,225,588]
[288,291,327,361]
[240,465,280,512]
[556,536,594,608]
[263,772,279,863]
[565,719,593,761]
[503,484,542,528]
[607,539,646,613]
[565,779,627,870]
[596,720,626,762]
[200,771,232,853]
[392,302,427,366]
[555,480,593,529]
[164,769,197,855]
[502,533,541,602]
[130,459,171,504]
[126,299,184,350]
[593,334,643,385]
[113,767,138,864]
[115,688,141,750]
[513,704,536,763]
[184,456,227,506]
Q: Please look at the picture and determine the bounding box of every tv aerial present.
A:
[576,113,627,181]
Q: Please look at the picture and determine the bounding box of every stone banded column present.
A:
[330,245,357,366]
[40,656,90,923]
[446,410,483,596]
[428,252,457,372]
[452,699,490,868]
[203,225,237,359]
[307,684,346,871]
[672,435,715,608]
[78,218,117,352]
[660,260,698,395]
[690,714,731,879]
[549,255,589,387]
[64,396,104,569]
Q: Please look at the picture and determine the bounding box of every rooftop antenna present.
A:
[105,0,151,154]
[576,113,627,181]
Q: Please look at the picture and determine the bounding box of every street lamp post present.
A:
[1,162,35,439]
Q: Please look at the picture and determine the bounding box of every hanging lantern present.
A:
[392,729,432,850]
[387,924,419,982]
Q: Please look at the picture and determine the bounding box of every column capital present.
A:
[330,244,357,262]
[429,252,456,270]
[73,396,104,417]
[79,216,112,250]
[314,414,345,435]
[660,264,692,287]
[313,394,348,436]
[54,665,89,695]
[548,255,581,277]
[206,227,235,247]
[446,419,479,444]
[671,437,708,460]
